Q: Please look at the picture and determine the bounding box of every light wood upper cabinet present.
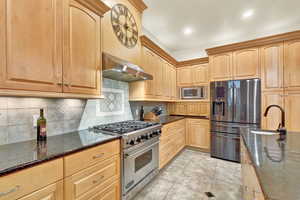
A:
[0,0,63,92]
[210,52,233,81]
[285,91,300,132]
[142,48,155,97]
[186,118,210,150]
[192,64,209,85]
[63,0,101,95]
[170,66,177,99]
[177,67,192,86]
[261,91,284,130]
[260,43,284,91]
[284,39,300,91]
[233,48,260,79]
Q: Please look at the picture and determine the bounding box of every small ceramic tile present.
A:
[0,110,7,126]
[64,107,84,120]
[46,107,64,122]
[0,127,8,145]
[7,98,30,109]
[47,121,64,136]
[7,109,31,125]
[0,98,8,109]
[7,125,35,144]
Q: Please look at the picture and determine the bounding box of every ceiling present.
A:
[142,0,300,61]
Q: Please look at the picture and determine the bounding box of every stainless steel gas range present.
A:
[94,120,162,200]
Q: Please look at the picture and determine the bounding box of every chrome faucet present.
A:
[264,105,286,135]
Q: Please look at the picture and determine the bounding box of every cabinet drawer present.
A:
[19,181,63,200]
[77,179,120,200]
[65,155,120,199]
[0,159,63,200]
[161,119,185,139]
[64,140,120,176]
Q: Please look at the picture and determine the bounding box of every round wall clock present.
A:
[111,3,138,48]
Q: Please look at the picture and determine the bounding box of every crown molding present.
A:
[140,35,178,65]
[177,57,209,67]
[206,30,300,55]
[75,0,110,16]
[128,0,148,13]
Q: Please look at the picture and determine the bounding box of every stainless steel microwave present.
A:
[181,87,206,99]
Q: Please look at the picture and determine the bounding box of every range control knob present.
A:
[136,137,141,143]
[129,140,135,145]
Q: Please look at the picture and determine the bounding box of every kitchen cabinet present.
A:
[18,181,63,200]
[260,43,284,91]
[0,159,63,200]
[177,67,193,86]
[0,0,109,98]
[261,91,285,130]
[177,64,209,87]
[233,48,260,80]
[209,52,233,81]
[241,138,265,200]
[62,0,101,95]
[0,0,63,93]
[159,119,185,169]
[186,118,210,150]
[168,102,210,117]
[284,39,300,91]
[285,91,300,132]
[129,47,177,101]
[192,64,209,85]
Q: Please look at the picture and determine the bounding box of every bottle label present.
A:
[40,124,47,137]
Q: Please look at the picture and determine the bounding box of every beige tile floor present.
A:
[133,149,241,200]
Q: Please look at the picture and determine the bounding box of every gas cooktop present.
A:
[93,120,160,134]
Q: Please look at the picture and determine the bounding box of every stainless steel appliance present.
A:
[94,121,162,200]
[210,79,261,162]
[181,86,206,99]
[102,53,153,82]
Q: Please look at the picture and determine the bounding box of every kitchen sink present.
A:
[251,130,279,135]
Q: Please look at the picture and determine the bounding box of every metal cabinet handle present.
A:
[92,175,104,184]
[92,153,104,159]
[0,185,21,197]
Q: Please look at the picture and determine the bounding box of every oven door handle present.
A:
[124,142,159,158]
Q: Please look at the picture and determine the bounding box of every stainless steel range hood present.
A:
[102,53,153,82]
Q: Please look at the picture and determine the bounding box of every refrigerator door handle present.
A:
[221,102,225,116]
[212,102,216,115]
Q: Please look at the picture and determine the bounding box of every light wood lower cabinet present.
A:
[0,159,63,200]
[186,118,210,150]
[285,91,300,132]
[18,181,63,200]
[241,138,265,200]
[159,119,186,169]
[168,102,210,117]
[0,140,121,200]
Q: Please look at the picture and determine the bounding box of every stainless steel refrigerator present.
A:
[210,79,261,162]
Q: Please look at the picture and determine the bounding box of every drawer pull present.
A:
[92,153,104,159]
[0,185,20,197]
[92,176,104,184]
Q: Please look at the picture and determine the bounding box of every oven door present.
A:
[123,140,159,193]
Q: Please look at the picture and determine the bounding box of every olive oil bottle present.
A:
[37,109,47,141]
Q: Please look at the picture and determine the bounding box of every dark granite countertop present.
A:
[241,129,300,200]
[170,115,209,120]
[0,129,121,177]
[145,115,185,125]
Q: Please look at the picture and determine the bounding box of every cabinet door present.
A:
[233,48,260,79]
[261,91,284,130]
[154,56,164,96]
[63,0,101,95]
[285,91,300,132]
[260,43,284,91]
[210,52,233,81]
[162,62,171,99]
[19,181,63,200]
[177,67,192,86]
[187,119,210,149]
[170,66,177,99]
[192,64,209,85]
[143,48,155,96]
[284,39,300,91]
[0,0,63,92]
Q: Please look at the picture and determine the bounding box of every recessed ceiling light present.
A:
[242,9,254,19]
[183,27,193,36]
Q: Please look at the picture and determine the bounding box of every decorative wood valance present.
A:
[75,0,110,16]
[128,0,148,13]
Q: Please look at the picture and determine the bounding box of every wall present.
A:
[0,79,133,145]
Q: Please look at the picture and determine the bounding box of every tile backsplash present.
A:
[0,78,171,145]
[0,79,133,145]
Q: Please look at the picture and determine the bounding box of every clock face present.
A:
[111,4,138,48]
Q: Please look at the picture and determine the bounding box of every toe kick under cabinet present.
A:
[159,119,186,169]
[0,139,121,200]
